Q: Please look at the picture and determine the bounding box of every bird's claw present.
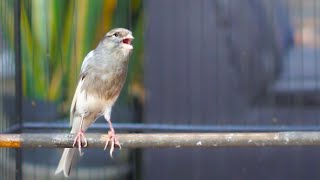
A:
[104,130,121,158]
[72,130,87,156]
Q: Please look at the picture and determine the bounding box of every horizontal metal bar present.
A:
[1,132,320,148]
[22,122,320,132]
[2,124,21,133]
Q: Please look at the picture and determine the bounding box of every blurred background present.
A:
[1,0,320,179]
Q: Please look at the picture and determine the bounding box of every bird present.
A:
[55,28,134,177]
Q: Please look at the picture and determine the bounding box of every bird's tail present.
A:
[55,148,75,177]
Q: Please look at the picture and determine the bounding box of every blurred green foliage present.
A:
[0,0,143,112]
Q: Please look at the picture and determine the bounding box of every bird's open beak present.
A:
[122,34,134,50]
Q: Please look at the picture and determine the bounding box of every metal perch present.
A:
[1,132,320,148]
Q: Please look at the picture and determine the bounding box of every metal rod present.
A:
[1,132,320,148]
[21,122,320,132]
[14,0,22,179]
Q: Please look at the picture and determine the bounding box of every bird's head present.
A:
[102,28,134,51]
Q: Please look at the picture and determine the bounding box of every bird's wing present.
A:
[70,50,94,127]
[80,50,94,73]
[69,77,84,126]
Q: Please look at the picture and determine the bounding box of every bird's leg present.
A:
[104,119,121,158]
[72,117,87,156]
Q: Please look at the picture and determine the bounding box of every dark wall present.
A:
[143,0,320,179]
[144,0,280,126]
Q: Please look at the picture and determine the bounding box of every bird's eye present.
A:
[114,32,119,37]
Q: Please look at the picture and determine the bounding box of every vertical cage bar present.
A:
[14,0,22,179]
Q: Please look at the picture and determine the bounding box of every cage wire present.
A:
[1,0,320,179]
[1,0,138,180]
[0,0,18,179]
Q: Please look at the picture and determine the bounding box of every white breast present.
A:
[76,90,117,118]
[76,90,104,117]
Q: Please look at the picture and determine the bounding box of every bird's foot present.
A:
[72,130,87,156]
[104,129,121,158]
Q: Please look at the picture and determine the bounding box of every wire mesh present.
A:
[0,0,19,179]
[1,0,139,179]
[1,0,320,179]
[143,0,320,179]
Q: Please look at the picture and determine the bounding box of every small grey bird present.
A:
[55,28,134,177]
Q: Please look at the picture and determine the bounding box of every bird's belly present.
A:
[76,91,109,117]
[77,71,126,117]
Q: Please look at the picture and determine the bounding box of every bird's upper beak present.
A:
[125,34,134,40]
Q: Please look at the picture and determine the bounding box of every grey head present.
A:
[99,28,134,51]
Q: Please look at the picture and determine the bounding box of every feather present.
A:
[70,77,84,127]
[70,50,93,126]
[54,148,75,177]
